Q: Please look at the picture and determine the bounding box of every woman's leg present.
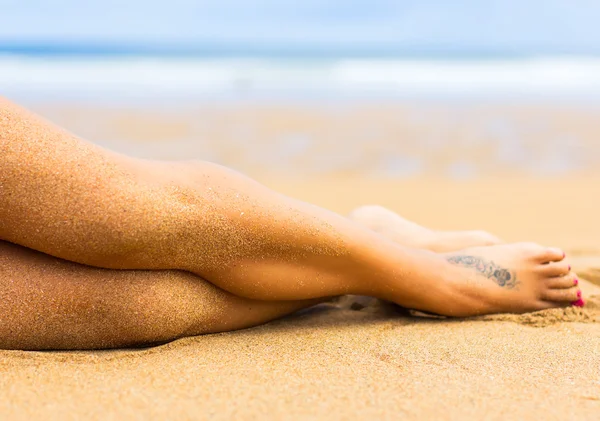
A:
[0,208,509,351]
[0,97,582,315]
[0,241,323,350]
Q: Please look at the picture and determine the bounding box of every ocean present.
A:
[2,48,600,103]
[2,47,600,178]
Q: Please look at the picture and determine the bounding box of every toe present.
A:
[539,261,571,277]
[541,286,581,303]
[546,273,578,289]
[537,247,566,263]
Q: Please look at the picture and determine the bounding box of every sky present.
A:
[1,0,599,54]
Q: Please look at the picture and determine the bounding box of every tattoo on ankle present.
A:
[446,255,518,289]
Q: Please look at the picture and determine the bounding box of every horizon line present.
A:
[0,41,598,59]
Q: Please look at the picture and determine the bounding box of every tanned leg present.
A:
[0,241,323,350]
[0,97,583,316]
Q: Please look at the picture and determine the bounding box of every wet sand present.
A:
[1,104,600,419]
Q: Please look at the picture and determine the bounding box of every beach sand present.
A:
[1,103,600,419]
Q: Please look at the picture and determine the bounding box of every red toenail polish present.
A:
[568,265,571,271]
[577,290,582,298]
[571,299,585,307]
[574,279,579,286]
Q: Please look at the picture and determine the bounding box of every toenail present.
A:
[568,265,571,271]
[577,290,582,298]
[571,299,585,307]
[574,278,579,286]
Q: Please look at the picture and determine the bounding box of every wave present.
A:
[2,56,600,101]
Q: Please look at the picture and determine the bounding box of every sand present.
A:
[1,103,600,419]
[27,101,600,178]
[1,177,599,420]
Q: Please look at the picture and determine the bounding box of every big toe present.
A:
[539,247,566,263]
[515,242,565,263]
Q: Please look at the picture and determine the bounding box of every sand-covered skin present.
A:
[2,102,600,419]
[1,176,600,420]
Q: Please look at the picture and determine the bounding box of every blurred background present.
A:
[1,0,600,180]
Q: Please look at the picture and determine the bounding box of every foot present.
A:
[349,205,500,253]
[406,242,583,317]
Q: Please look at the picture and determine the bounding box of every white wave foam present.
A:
[2,56,600,100]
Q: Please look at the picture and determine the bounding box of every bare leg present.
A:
[0,97,583,315]
[0,241,323,350]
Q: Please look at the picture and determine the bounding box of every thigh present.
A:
[0,97,173,266]
[0,241,321,350]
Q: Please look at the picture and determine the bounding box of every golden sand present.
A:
[1,176,599,420]
[30,101,600,178]
[1,103,599,419]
